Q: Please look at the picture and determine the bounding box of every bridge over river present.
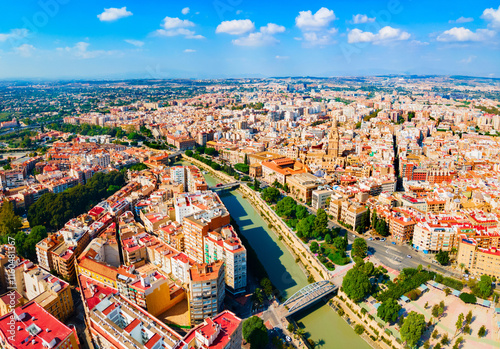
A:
[282,281,338,317]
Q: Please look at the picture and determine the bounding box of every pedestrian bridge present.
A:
[283,281,338,317]
[209,182,240,192]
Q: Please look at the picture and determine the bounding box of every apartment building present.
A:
[188,261,225,325]
[390,215,417,243]
[311,189,333,210]
[35,234,63,272]
[457,237,500,279]
[86,293,182,349]
[177,310,242,349]
[0,301,80,349]
[340,200,367,230]
[412,222,456,253]
[204,225,247,294]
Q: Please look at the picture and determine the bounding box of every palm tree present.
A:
[459,263,465,273]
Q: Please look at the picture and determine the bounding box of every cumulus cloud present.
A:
[14,44,35,57]
[260,23,285,35]
[449,16,473,24]
[184,49,196,53]
[0,28,29,42]
[57,42,114,59]
[482,6,500,28]
[352,14,375,24]
[232,23,285,47]
[216,19,255,35]
[295,7,337,47]
[124,39,144,47]
[436,27,494,42]
[296,7,336,31]
[348,26,410,44]
[181,7,190,15]
[155,16,204,39]
[97,7,132,22]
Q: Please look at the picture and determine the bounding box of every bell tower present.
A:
[328,119,340,157]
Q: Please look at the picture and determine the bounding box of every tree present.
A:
[455,313,464,335]
[423,340,430,349]
[444,287,452,296]
[295,205,308,220]
[465,310,473,325]
[275,196,297,218]
[435,250,450,265]
[432,330,438,339]
[473,275,492,299]
[253,178,260,191]
[310,241,319,253]
[478,325,486,337]
[243,316,269,349]
[400,311,425,348]
[244,153,248,165]
[377,298,402,323]
[431,304,440,318]
[342,267,371,302]
[23,226,48,262]
[282,183,289,193]
[325,233,333,244]
[352,238,368,259]
[252,288,264,305]
[261,187,280,204]
[459,292,476,304]
[313,209,329,238]
[296,215,315,240]
[185,150,193,157]
[0,200,22,237]
[333,236,348,252]
[441,334,449,345]
[354,324,365,335]
[260,278,273,296]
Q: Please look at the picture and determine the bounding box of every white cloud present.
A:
[229,22,285,47]
[14,44,35,57]
[162,17,195,29]
[295,8,337,47]
[482,6,500,28]
[260,23,285,35]
[436,27,494,42]
[124,39,144,47]
[97,7,132,22]
[57,42,115,59]
[216,19,255,35]
[233,32,279,46]
[0,29,29,43]
[449,16,473,24]
[275,55,289,60]
[181,7,190,15]
[296,7,336,31]
[348,26,410,44]
[184,49,196,53]
[155,17,204,39]
[236,10,243,15]
[352,14,375,24]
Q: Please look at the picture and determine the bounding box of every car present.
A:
[391,242,396,245]
[368,237,373,241]
[375,237,380,241]
[406,255,412,258]
[380,238,386,242]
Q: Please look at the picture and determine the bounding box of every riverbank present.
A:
[178,156,371,349]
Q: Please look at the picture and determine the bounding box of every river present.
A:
[178,161,370,348]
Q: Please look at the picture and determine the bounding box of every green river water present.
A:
[179,161,370,348]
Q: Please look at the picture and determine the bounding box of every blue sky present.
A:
[0,0,499,79]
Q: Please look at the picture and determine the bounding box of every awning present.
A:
[452,290,461,297]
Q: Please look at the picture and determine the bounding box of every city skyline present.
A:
[1,0,500,79]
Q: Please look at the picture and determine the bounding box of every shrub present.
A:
[459,292,477,304]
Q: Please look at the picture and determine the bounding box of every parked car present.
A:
[391,242,396,245]
[406,255,412,258]
[380,238,386,242]
[368,237,373,241]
